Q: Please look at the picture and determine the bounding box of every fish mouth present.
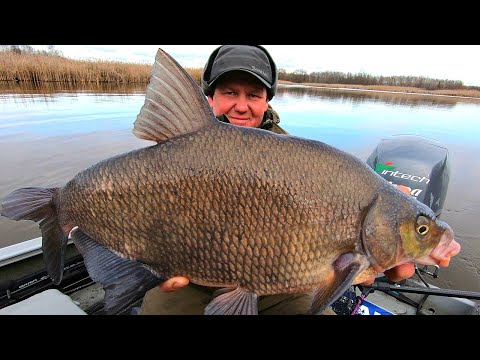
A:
[415,226,461,267]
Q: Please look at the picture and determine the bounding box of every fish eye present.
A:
[416,215,430,236]
[417,224,429,235]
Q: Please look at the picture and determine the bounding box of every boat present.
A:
[1,135,479,315]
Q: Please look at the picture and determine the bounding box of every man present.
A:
[139,45,416,315]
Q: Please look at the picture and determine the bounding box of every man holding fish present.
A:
[2,45,460,315]
[139,45,437,315]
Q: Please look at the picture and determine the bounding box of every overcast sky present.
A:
[32,45,480,86]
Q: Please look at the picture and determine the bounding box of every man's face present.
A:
[208,71,269,128]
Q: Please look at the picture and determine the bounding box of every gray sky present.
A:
[33,45,480,86]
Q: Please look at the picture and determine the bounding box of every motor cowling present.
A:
[366,135,450,218]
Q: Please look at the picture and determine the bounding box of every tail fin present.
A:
[1,187,67,285]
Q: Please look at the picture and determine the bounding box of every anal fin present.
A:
[311,253,370,315]
[71,228,163,315]
[205,287,258,315]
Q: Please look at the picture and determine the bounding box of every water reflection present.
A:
[271,84,480,153]
[0,86,147,139]
[3,81,478,109]
[0,81,147,97]
[0,82,149,111]
[277,84,480,109]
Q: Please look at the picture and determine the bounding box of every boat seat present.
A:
[0,289,87,315]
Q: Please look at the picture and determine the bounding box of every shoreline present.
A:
[2,79,480,101]
[278,80,480,100]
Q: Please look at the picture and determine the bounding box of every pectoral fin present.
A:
[311,253,370,315]
[205,287,258,315]
[71,228,163,314]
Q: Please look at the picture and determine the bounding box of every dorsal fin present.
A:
[133,48,217,143]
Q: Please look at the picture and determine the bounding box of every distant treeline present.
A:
[279,69,479,91]
[1,45,479,92]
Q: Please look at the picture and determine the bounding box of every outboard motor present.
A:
[331,136,480,316]
[366,135,450,218]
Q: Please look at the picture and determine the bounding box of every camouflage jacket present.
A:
[215,104,288,135]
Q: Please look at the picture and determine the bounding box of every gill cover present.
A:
[362,192,400,271]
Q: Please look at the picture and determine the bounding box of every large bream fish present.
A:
[1,49,461,315]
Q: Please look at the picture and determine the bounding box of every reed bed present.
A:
[0,50,203,86]
[0,51,151,83]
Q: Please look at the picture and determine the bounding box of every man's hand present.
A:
[384,262,416,282]
[158,277,189,292]
[358,262,416,285]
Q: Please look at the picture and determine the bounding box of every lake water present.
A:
[1,82,480,293]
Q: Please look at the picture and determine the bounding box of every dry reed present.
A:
[0,51,203,86]
[1,52,151,83]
